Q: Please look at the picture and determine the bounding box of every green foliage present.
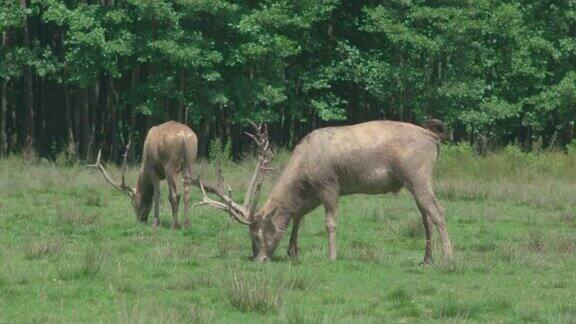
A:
[208,137,232,166]
[0,0,575,157]
[567,140,576,156]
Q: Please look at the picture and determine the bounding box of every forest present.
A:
[1,0,575,161]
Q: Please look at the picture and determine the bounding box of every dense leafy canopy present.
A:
[0,0,575,160]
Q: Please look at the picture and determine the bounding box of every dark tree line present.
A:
[1,0,575,161]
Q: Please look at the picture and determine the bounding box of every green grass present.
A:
[1,145,576,322]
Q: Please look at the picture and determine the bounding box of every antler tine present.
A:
[242,122,274,217]
[193,178,251,225]
[248,120,260,131]
[191,122,273,225]
[120,140,134,195]
[88,148,130,195]
[216,161,225,191]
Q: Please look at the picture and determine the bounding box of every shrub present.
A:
[208,138,233,167]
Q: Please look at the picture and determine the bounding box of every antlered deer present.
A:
[195,120,453,264]
[90,121,197,229]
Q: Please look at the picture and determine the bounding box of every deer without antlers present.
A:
[196,120,453,264]
[89,121,198,229]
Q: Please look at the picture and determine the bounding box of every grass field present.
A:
[1,144,576,323]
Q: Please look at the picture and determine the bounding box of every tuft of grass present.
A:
[286,275,312,291]
[154,243,200,263]
[526,231,546,253]
[83,189,107,207]
[434,258,465,274]
[111,278,138,294]
[280,307,342,324]
[116,301,213,323]
[471,241,498,252]
[228,273,292,314]
[56,204,101,227]
[24,238,63,260]
[216,236,240,258]
[81,247,105,277]
[402,217,423,239]
[556,236,576,255]
[165,274,215,291]
[431,298,477,320]
[387,287,412,302]
[548,304,576,323]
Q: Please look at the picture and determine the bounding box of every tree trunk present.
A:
[1,31,8,157]
[38,76,47,154]
[64,82,76,155]
[22,0,35,157]
[9,81,17,152]
[1,80,7,158]
[109,78,118,161]
[127,66,140,162]
[198,117,210,157]
[82,88,90,159]
[177,71,186,123]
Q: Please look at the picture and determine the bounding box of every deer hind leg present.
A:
[319,187,340,261]
[182,177,191,230]
[152,178,161,227]
[182,162,193,230]
[165,168,181,230]
[287,215,302,259]
[408,180,453,264]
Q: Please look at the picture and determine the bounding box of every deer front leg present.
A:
[152,178,161,227]
[287,215,302,259]
[166,168,181,230]
[320,188,339,261]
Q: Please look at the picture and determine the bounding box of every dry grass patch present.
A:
[81,247,106,277]
[165,274,215,291]
[228,273,293,314]
[83,189,107,207]
[56,203,101,226]
[24,238,63,260]
[116,301,213,323]
[154,243,200,262]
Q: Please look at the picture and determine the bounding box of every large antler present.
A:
[193,122,273,225]
[88,141,135,198]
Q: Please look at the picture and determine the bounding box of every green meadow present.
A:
[1,144,575,323]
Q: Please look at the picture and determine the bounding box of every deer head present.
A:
[88,141,150,222]
[193,122,274,258]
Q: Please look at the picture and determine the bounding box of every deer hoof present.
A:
[254,255,268,262]
[420,257,433,266]
[171,222,180,230]
[287,247,299,259]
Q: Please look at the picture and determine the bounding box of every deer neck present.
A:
[135,167,154,200]
[257,172,312,259]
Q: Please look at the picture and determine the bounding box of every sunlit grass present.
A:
[0,145,575,322]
